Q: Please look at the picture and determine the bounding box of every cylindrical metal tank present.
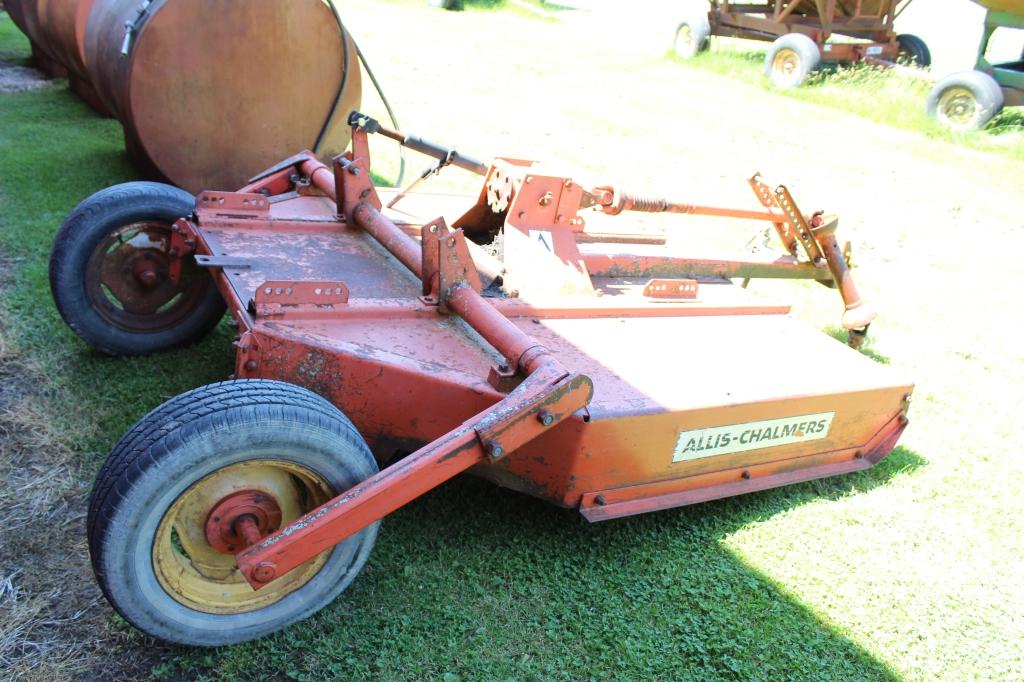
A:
[84,0,362,193]
[6,0,69,77]
[36,0,91,78]
[35,0,110,113]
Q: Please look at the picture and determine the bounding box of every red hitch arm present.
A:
[237,364,592,588]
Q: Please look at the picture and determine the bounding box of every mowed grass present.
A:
[3,5,1024,681]
[670,45,1024,162]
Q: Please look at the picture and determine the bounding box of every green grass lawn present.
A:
[670,45,1024,163]
[3,6,1024,681]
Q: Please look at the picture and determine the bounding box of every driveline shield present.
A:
[672,412,835,462]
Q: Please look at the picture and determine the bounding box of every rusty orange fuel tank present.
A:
[5,0,69,77]
[35,0,92,79]
[83,0,362,193]
[34,0,110,113]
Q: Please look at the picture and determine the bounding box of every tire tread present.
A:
[88,380,371,607]
[49,181,225,356]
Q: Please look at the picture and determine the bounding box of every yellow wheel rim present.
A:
[675,26,694,55]
[772,48,801,80]
[937,87,978,128]
[153,460,335,614]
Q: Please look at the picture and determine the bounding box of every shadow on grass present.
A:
[207,443,922,680]
[825,325,892,365]
[989,106,1024,133]
[436,0,578,13]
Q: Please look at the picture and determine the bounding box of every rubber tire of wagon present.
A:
[764,33,821,88]
[926,70,1005,131]
[896,33,931,67]
[673,15,711,60]
[49,181,225,356]
[87,380,381,646]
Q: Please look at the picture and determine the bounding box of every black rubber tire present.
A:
[87,379,380,646]
[926,70,1005,130]
[896,33,931,68]
[673,15,711,60]
[764,33,821,88]
[49,181,225,356]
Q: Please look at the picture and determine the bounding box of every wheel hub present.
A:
[85,221,209,332]
[939,87,977,127]
[773,49,798,77]
[676,26,693,52]
[204,489,282,554]
[131,252,163,288]
[153,460,335,614]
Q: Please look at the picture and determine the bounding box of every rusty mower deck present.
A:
[56,112,912,645]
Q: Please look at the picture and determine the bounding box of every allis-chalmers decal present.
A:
[673,412,835,462]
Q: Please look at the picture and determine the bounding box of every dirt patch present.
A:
[0,261,168,681]
[0,59,49,94]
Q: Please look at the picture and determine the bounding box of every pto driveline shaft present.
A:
[348,111,489,176]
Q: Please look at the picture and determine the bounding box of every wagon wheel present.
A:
[50,182,225,356]
[926,71,1005,131]
[765,33,821,88]
[896,34,931,68]
[673,16,711,60]
[88,380,380,646]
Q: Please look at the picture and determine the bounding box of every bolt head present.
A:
[538,410,555,426]
[252,562,277,583]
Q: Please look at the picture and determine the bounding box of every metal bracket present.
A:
[167,218,198,285]
[252,281,349,319]
[194,255,253,270]
[234,332,263,376]
[420,217,482,309]
[246,151,316,185]
[748,175,811,260]
[772,184,825,263]
[487,362,522,393]
[643,278,699,299]
[475,373,593,462]
[196,191,272,220]
[749,176,825,263]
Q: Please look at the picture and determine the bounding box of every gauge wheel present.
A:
[765,33,821,88]
[87,379,380,646]
[673,16,711,60]
[50,181,225,356]
[926,70,1005,131]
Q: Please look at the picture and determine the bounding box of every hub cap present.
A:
[772,48,800,81]
[85,221,209,332]
[675,26,694,55]
[937,87,979,129]
[153,460,335,614]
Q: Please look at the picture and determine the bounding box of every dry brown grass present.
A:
[0,262,164,681]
